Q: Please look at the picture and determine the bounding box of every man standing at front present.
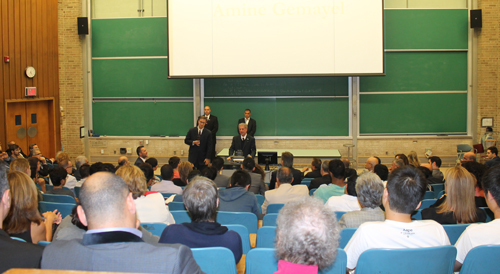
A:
[237,109,257,136]
[185,116,212,171]
[134,146,148,166]
[204,106,218,160]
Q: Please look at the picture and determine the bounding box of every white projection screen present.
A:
[168,0,384,78]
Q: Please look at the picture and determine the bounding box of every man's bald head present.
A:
[365,157,378,172]
[118,156,129,166]
[78,172,134,229]
[341,157,350,169]
[462,152,476,162]
[277,167,293,185]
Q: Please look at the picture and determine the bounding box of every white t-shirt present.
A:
[455,219,500,263]
[325,194,360,212]
[64,174,78,189]
[345,219,450,269]
[134,192,175,225]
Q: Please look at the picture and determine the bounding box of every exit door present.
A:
[5,99,56,159]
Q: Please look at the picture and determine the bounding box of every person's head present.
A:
[183,176,218,222]
[27,157,40,179]
[238,123,248,136]
[438,166,478,223]
[204,106,211,116]
[0,165,9,224]
[138,163,155,186]
[462,152,476,162]
[9,158,30,175]
[30,148,42,158]
[55,152,70,164]
[29,143,38,151]
[211,157,224,171]
[89,162,106,175]
[160,164,174,181]
[311,158,321,171]
[136,146,147,158]
[187,170,202,183]
[178,161,194,183]
[244,109,251,119]
[345,179,357,196]
[340,157,350,169]
[80,164,90,179]
[461,161,487,190]
[197,115,207,129]
[428,156,442,169]
[242,157,255,172]
[60,159,74,175]
[407,151,421,167]
[115,165,148,199]
[9,144,20,156]
[395,154,409,166]
[355,172,384,209]
[481,165,500,210]
[373,164,389,181]
[328,160,345,180]
[75,156,89,170]
[374,156,381,164]
[201,166,218,180]
[145,157,158,170]
[487,146,498,159]
[118,156,129,167]
[417,166,432,179]
[168,156,181,169]
[320,160,330,175]
[281,152,294,168]
[277,167,293,185]
[385,166,427,214]
[391,159,405,172]
[275,197,340,270]
[486,126,493,132]
[364,157,378,171]
[49,167,68,187]
[230,170,251,188]
[77,172,136,229]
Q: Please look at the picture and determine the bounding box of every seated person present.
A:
[173,161,193,187]
[461,161,488,207]
[151,164,183,195]
[313,160,346,203]
[485,146,500,168]
[275,197,340,273]
[269,152,303,189]
[261,167,308,214]
[309,160,332,190]
[46,167,77,200]
[59,160,77,190]
[338,173,385,229]
[325,176,360,212]
[345,166,450,271]
[300,158,322,179]
[422,166,486,224]
[374,164,388,181]
[211,157,230,188]
[454,164,500,272]
[76,164,90,187]
[145,158,160,183]
[169,156,181,180]
[219,170,260,217]
[241,157,266,195]
[227,123,256,160]
[429,156,444,182]
[159,176,243,263]
[138,163,156,188]
[201,166,218,181]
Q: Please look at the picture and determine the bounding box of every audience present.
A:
[30,149,52,176]
[201,166,218,181]
[151,164,182,195]
[117,156,129,167]
[241,157,266,195]
[408,151,421,167]
[175,161,193,187]
[145,157,160,183]
[28,157,47,192]
[338,173,385,229]
[77,164,90,186]
[59,160,77,190]
[262,167,308,214]
[159,176,242,263]
[389,158,405,173]
[300,158,322,178]
[41,172,201,273]
[325,176,360,212]
[485,146,500,168]
[275,197,340,273]
[218,170,260,217]
[169,156,181,179]
[373,164,388,181]
[54,151,70,166]
[428,156,444,181]
[134,145,148,166]
[422,166,486,224]
[364,157,378,172]
[462,152,476,162]
[461,161,488,207]
[309,160,331,190]
[269,152,303,189]
[138,162,155,187]
[395,153,409,166]
[211,156,230,188]
[313,160,346,203]
[345,166,450,271]
[73,156,88,181]
[46,167,76,200]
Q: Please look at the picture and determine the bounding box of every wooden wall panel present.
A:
[0,0,60,154]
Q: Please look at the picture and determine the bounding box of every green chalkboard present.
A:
[92,18,168,57]
[92,59,192,97]
[360,52,468,92]
[92,102,193,136]
[359,93,467,134]
[385,9,468,50]
[205,98,349,136]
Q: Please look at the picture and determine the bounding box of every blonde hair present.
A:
[9,158,30,174]
[115,165,147,199]
[178,161,194,183]
[437,166,478,223]
[56,152,70,164]
[407,151,421,167]
[3,171,43,234]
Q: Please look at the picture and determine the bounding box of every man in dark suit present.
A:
[0,163,44,272]
[300,158,322,179]
[269,152,303,190]
[227,123,256,159]
[185,116,212,171]
[134,146,148,166]
[309,160,332,190]
[41,172,202,273]
[204,106,219,160]
[237,109,257,136]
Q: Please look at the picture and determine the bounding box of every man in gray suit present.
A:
[241,157,266,195]
[212,156,230,188]
[41,172,202,273]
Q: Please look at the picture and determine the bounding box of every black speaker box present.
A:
[77,17,89,35]
[470,10,482,28]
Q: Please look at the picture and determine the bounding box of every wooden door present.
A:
[26,101,53,158]
[5,102,28,153]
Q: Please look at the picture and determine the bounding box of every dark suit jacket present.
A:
[41,231,202,273]
[304,169,322,179]
[134,157,145,167]
[309,174,332,190]
[228,135,256,158]
[486,156,500,168]
[269,167,303,190]
[184,127,212,167]
[205,115,219,144]
[237,118,257,136]
[0,229,44,272]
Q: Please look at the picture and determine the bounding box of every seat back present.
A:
[38,241,50,246]
[339,228,356,249]
[442,224,470,245]
[161,193,178,199]
[420,199,437,209]
[192,247,237,274]
[301,178,312,187]
[256,226,276,248]
[480,207,494,222]
[168,201,185,211]
[45,185,53,191]
[424,191,435,199]
[217,211,258,233]
[309,188,317,196]
[255,194,265,207]
[335,211,347,221]
[74,186,81,198]
[355,246,457,274]
[430,184,444,198]
[411,209,423,220]
[11,236,26,242]
[460,245,500,274]
[438,190,445,198]
[226,224,251,254]
[39,201,74,218]
[141,222,168,237]
[170,210,191,224]
[42,193,77,204]
[267,203,284,214]
[262,213,278,227]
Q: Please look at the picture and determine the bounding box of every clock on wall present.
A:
[25,66,36,78]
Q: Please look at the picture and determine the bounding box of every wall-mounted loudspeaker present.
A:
[470,10,482,28]
[77,17,89,35]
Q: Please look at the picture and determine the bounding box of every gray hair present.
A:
[277,167,293,184]
[276,197,340,269]
[30,148,41,157]
[238,123,248,129]
[281,152,294,168]
[355,172,384,208]
[0,164,8,198]
[321,160,330,172]
[75,156,88,169]
[393,159,405,169]
[183,176,218,222]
